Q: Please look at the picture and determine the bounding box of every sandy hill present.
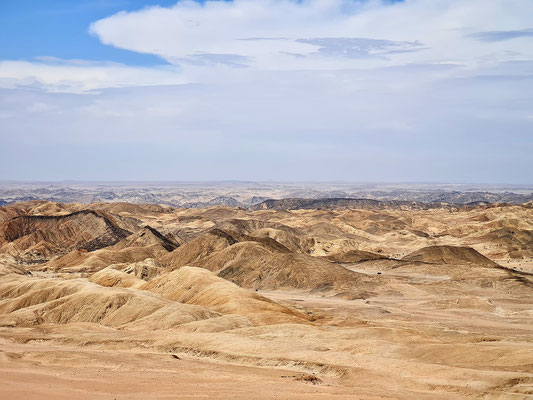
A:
[112,225,179,253]
[43,245,167,274]
[157,225,376,293]
[326,249,388,263]
[0,201,75,222]
[142,266,309,323]
[0,273,218,330]
[205,227,294,254]
[110,258,163,281]
[89,266,147,288]
[475,228,533,259]
[215,218,301,236]
[88,258,164,288]
[159,229,238,269]
[0,266,307,332]
[37,225,176,274]
[0,260,29,277]
[0,210,131,262]
[250,227,315,253]
[189,241,377,293]
[402,245,498,266]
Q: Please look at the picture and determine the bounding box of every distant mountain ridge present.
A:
[249,198,485,211]
[1,183,532,208]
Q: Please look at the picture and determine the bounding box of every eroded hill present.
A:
[0,200,532,399]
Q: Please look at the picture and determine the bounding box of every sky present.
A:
[0,0,532,183]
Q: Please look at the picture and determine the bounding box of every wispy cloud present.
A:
[294,38,425,59]
[0,59,183,93]
[469,28,533,42]
[174,53,251,68]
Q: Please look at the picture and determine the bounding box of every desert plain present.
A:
[0,199,532,399]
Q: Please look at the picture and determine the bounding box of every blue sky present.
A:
[0,0,532,183]
[0,0,177,65]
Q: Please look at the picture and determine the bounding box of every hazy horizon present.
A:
[2,180,533,187]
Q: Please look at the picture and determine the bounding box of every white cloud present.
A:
[1,0,532,92]
[0,59,183,93]
[89,0,533,71]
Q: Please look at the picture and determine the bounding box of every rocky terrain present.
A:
[0,199,532,399]
[1,181,532,208]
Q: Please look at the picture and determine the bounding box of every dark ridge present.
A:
[182,196,244,209]
[89,211,132,246]
[208,228,239,245]
[249,198,463,211]
[497,267,533,288]
[220,229,292,254]
[494,264,533,278]
[326,250,390,264]
[463,201,491,206]
[245,236,291,253]
[410,229,430,238]
[8,209,102,222]
[21,259,48,265]
[143,225,180,252]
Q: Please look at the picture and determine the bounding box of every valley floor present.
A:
[1,279,532,399]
